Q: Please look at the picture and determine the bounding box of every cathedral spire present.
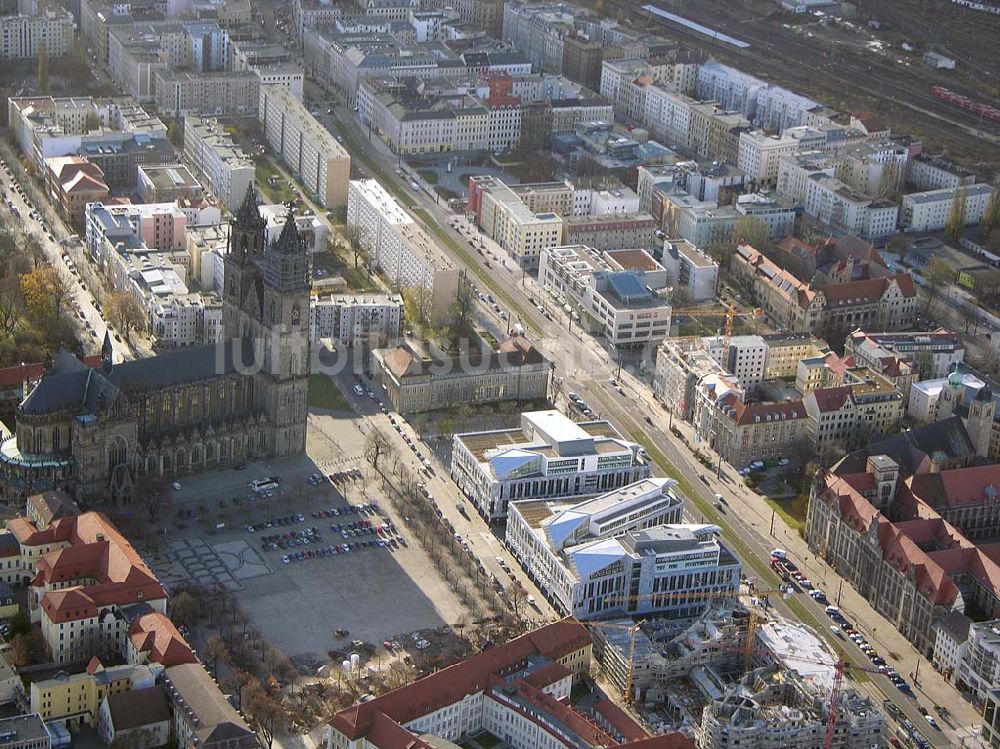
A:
[235,183,263,229]
[101,331,113,374]
[274,212,304,254]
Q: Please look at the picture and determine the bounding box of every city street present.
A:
[309,90,979,746]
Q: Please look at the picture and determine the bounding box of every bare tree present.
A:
[203,634,229,678]
[364,427,393,472]
[169,591,201,628]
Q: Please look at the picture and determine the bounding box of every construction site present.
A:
[591,601,888,749]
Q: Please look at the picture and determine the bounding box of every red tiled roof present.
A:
[591,698,648,743]
[717,394,806,426]
[129,612,197,667]
[908,464,1000,509]
[809,386,852,413]
[24,512,166,623]
[330,618,590,741]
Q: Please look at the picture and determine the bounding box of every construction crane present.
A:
[672,302,764,350]
[588,584,790,704]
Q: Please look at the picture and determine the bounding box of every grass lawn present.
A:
[474,732,501,749]
[307,375,352,411]
[255,159,297,204]
[761,496,806,531]
[418,169,439,184]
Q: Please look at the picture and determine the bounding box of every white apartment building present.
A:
[776,150,836,204]
[661,239,718,302]
[309,293,403,345]
[959,620,1000,702]
[472,177,564,271]
[252,64,305,101]
[539,245,672,347]
[803,174,899,239]
[258,84,351,208]
[642,86,695,150]
[182,115,254,211]
[0,7,73,59]
[697,62,764,119]
[450,410,651,521]
[737,131,799,187]
[900,184,995,232]
[703,334,768,391]
[907,154,976,192]
[346,179,458,325]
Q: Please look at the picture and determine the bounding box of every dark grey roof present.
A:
[937,610,971,644]
[107,686,171,731]
[0,533,17,558]
[833,416,976,477]
[21,339,258,416]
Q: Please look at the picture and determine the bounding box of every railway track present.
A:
[600,0,1000,164]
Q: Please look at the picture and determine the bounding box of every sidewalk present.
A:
[662,407,982,741]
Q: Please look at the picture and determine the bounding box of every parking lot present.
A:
[142,407,471,664]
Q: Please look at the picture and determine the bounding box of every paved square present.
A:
[148,538,271,591]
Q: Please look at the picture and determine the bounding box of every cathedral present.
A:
[0,184,311,503]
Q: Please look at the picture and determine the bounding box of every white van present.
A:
[770,548,787,559]
[825,605,840,615]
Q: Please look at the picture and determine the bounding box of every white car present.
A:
[171,482,182,491]
[353,385,364,396]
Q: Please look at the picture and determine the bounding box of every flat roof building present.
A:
[451,410,651,520]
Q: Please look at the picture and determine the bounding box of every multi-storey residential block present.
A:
[0,5,74,60]
[425,0,504,35]
[845,328,964,397]
[539,245,672,347]
[737,131,799,187]
[803,371,903,448]
[803,175,899,239]
[907,153,976,192]
[561,213,659,253]
[661,239,718,302]
[154,71,261,117]
[371,335,551,414]
[653,338,732,421]
[309,294,403,346]
[8,96,168,178]
[182,115,255,211]
[259,85,351,208]
[451,410,652,521]
[346,179,458,325]
[467,175,564,270]
[900,184,996,232]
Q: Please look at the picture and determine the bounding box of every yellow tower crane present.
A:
[671,302,764,350]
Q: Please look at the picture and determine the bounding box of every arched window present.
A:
[108,436,127,476]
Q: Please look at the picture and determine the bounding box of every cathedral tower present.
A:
[221,184,311,457]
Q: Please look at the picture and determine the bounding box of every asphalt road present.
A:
[0,151,134,363]
[306,87,954,746]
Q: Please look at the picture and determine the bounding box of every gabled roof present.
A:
[808,386,852,413]
[129,612,197,666]
[106,686,171,731]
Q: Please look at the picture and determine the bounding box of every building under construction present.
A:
[592,607,886,748]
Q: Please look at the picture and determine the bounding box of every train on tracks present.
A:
[930,85,1000,125]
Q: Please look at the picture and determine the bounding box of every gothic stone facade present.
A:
[1,185,310,503]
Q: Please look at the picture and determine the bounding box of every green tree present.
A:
[167,121,183,148]
[982,191,1000,231]
[105,292,147,341]
[923,255,954,314]
[20,267,70,320]
[733,215,773,252]
[945,186,969,241]
[37,42,49,94]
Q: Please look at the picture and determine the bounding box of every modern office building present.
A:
[451,410,651,521]
[539,245,672,347]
